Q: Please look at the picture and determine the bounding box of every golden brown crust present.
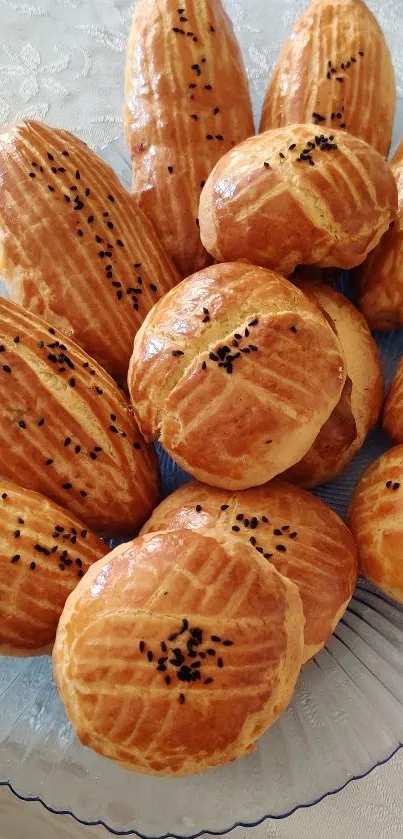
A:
[284,284,383,486]
[124,0,254,277]
[0,121,179,382]
[348,447,403,604]
[53,528,304,776]
[260,0,395,158]
[383,359,403,444]
[198,125,397,275]
[357,142,403,330]
[141,479,357,662]
[128,263,346,489]
[0,480,106,656]
[0,296,159,534]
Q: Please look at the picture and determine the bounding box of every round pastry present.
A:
[0,480,106,656]
[128,262,346,490]
[348,447,403,603]
[284,284,383,487]
[0,296,159,535]
[383,358,403,444]
[141,479,358,662]
[53,528,304,776]
[357,139,403,330]
[0,121,179,384]
[198,125,397,276]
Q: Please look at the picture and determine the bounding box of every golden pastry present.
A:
[0,480,106,656]
[284,284,383,486]
[128,263,346,489]
[348,447,403,604]
[0,120,179,383]
[53,528,304,775]
[124,0,254,277]
[0,296,159,534]
[141,478,358,662]
[260,0,395,157]
[199,125,397,275]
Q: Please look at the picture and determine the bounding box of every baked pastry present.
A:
[357,140,403,330]
[141,479,358,662]
[128,262,346,489]
[0,296,159,534]
[0,120,179,383]
[124,0,254,278]
[260,0,395,158]
[198,125,397,276]
[348,447,403,604]
[383,359,403,444]
[53,528,304,775]
[284,284,383,487]
[0,480,106,656]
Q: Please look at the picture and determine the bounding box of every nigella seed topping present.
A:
[195,504,203,513]
[221,504,229,511]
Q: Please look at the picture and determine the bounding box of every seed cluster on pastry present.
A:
[0,0,403,778]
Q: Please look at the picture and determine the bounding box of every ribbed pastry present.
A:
[124,0,254,277]
[198,125,397,275]
[0,120,179,383]
[357,140,403,330]
[0,296,159,534]
[128,263,346,490]
[383,359,403,445]
[260,0,395,158]
[53,528,304,775]
[0,480,106,656]
[284,284,383,487]
[348,447,403,604]
[141,479,358,662]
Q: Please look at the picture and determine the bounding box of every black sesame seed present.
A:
[147,650,153,662]
[30,561,36,570]
[62,483,72,490]
[37,418,45,426]
[2,365,11,373]
[217,658,223,668]
[223,640,233,646]
[179,693,185,704]
[18,420,26,429]
[276,544,286,552]
[221,504,229,511]
[211,635,221,642]
[289,532,297,539]
[196,504,202,512]
[11,554,20,563]
[232,525,240,532]
[68,377,75,387]
[45,458,53,466]
[116,239,124,247]
[393,483,400,491]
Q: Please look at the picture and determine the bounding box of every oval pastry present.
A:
[0,480,106,656]
[0,120,179,383]
[260,0,395,157]
[124,0,254,277]
[141,479,358,662]
[284,284,383,487]
[53,528,304,775]
[0,297,159,534]
[199,126,397,275]
[348,447,403,604]
[128,263,346,489]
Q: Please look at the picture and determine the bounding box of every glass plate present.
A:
[1,0,403,835]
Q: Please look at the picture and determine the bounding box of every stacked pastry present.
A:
[0,0,402,778]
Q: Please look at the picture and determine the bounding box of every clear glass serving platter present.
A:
[1,0,403,836]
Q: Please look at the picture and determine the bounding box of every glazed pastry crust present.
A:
[0,120,179,382]
[0,480,106,656]
[53,528,304,775]
[260,0,395,158]
[128,263,346,489]
[124,0,254,277]
[199,125,397,276]
[0,296,159,534]
[141,479,358,662]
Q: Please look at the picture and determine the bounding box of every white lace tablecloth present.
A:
[1,0,403,836]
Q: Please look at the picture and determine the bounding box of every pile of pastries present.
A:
[1,0,403,777]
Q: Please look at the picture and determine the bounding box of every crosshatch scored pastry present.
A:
[0,481,106,656]
[53,528,304,775]
[382,358,403,445]
[0,296,159,535]
[284,283,383,487]
[141,479,358,662]
[124,0,254,277]
[199,125,397,276]
[128,262,346,490]
[348,447,403,604]
[357,139,403,330]
[0,120,179,383]
[260,0,395,158]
